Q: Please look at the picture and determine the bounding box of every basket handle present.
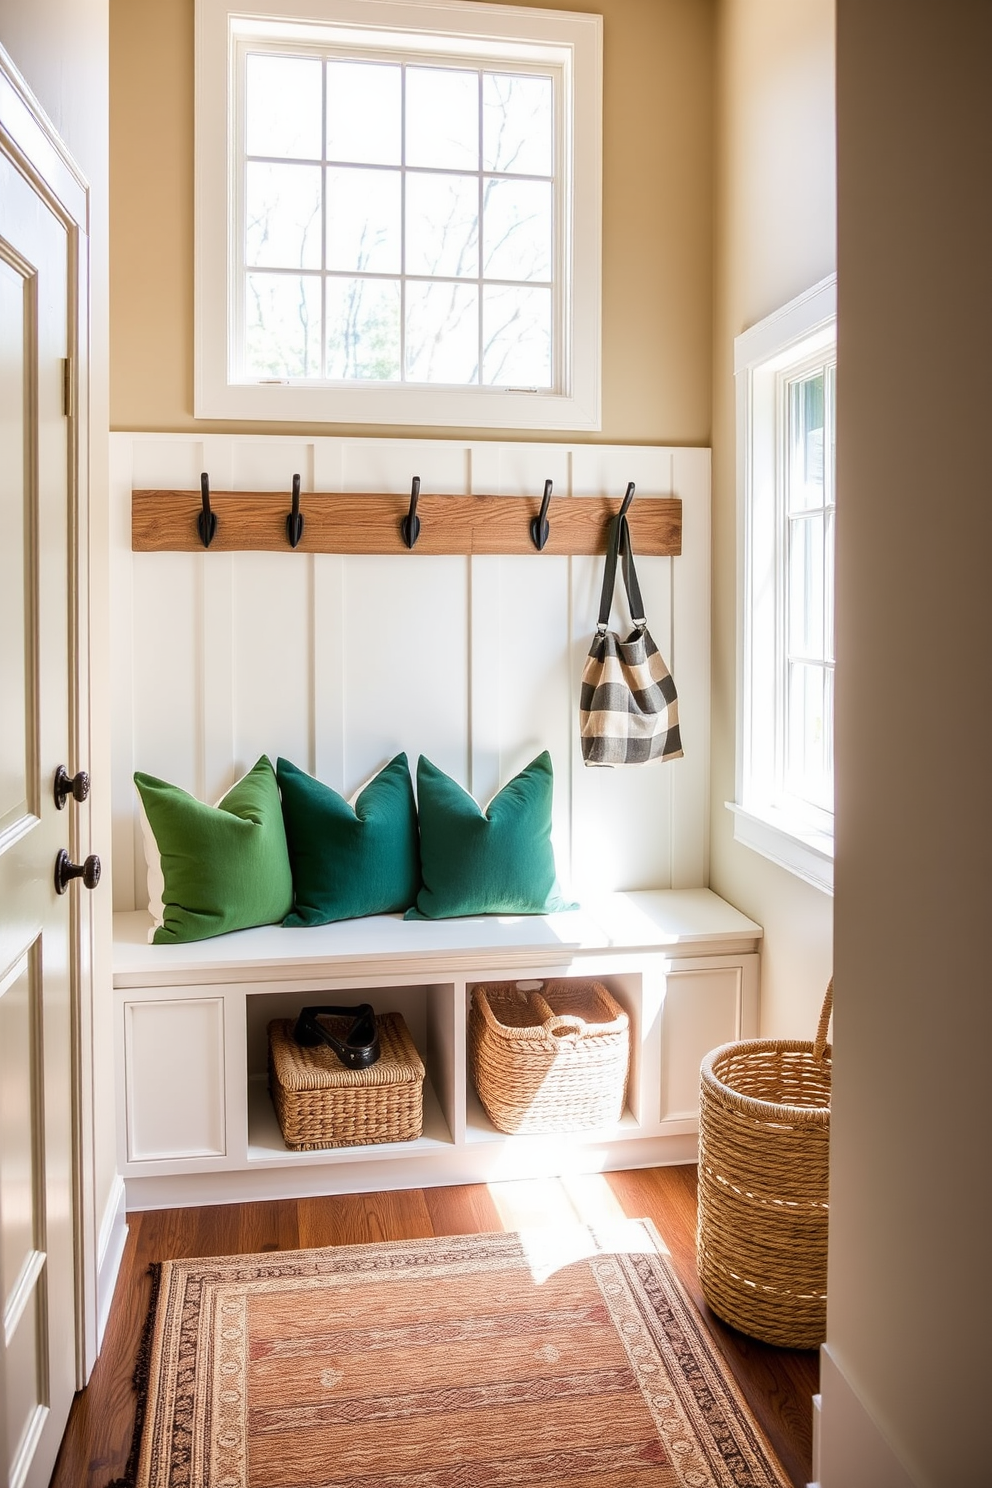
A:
[528,991,586,1039]
[544,1014,587,1039]
[813,979,833,1062]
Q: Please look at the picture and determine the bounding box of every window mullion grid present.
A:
[477,70,484,386]
[783,362,833,811]
[399,61,407,384]
[775,368,791,807]
[552,67,562,394]
[320,59,328,379]
[823,365,835,790]
[232,35,570,401]
[235,43,248,384]
[825,361,836,666]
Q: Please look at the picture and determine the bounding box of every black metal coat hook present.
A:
[530,479,554,551]
[401,476,421,549]
[286,473,304,548]
[618,481,636,520]
[197,472,217,548]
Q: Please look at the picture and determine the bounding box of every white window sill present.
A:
[192,379,602,432]
[726,802,834,896]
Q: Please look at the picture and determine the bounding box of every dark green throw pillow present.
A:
[277,754,420,926]
[135,756,293,944]
[407,751,575,919]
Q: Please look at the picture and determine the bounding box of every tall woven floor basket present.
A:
[696,981,832,1350]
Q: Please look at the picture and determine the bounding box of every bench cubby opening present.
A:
[244,980,458,1164]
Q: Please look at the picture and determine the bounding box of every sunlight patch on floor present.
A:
[485,1174,667,1283]
[486,1176,584,1232]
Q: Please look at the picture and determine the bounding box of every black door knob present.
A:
[54,849,101,894]
[54,766,90,810]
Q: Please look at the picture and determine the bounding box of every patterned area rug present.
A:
[114,1221,790,1488]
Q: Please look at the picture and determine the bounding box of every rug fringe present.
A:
[103,1261,162,1488]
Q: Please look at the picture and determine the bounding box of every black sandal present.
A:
[292,1004,381,1069]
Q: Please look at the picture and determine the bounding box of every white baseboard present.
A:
[809,1391,821,1487]
[96,1173,128,1352]
[811,1344,920,1488]
[121,1133,700,1211]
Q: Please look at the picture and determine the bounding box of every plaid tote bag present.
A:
[580,514,683,766]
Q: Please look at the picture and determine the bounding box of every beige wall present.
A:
[825,2,992,1481]
[709,0,835,1039]
[0,0,115,1373]
[109,0,714,444]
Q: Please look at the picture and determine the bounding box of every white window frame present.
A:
[195,0,602,430]
[728,275,837,895]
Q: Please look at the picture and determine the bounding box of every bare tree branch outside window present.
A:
[244,61,554,387]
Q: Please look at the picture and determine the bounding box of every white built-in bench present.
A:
[113,889,762,1210]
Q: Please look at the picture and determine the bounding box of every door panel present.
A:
[0,257,31,837]
[0,143,77,1488]
[660,966,743,1123]
[0,956,38,1309]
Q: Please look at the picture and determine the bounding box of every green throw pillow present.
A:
[277,754,420,925]
[407,751,575,919]
[135,756,293,944]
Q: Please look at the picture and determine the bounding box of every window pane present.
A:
[483,73,553,176]
[406,173,479,278]
[825,508,835,664]
[327,61,401,166]
[405,282,479,383]
[483,286,551,387]
[788,371,825,511]
[326,278,400,380]
[483,178,552,282]
[406,67,479,170]
[246,162,322,270]
[823,666,834,797]
[787,661,831,810]
[246,54,322,159]
[788,513,825,658]
[245,273,321,378]
[327,168,401,274]
[827,362,837,501]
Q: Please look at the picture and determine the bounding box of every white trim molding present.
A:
[726,802,833,894]
[732,275,836,895]
[0,41,88,226]
[194,0,602,430]
[1,38,103,1391]
[95,1175,128,1352]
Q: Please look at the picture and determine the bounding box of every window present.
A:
[729,276,837,893]
[195,0,602,429]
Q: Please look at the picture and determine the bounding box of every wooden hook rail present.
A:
[131,487,682,557]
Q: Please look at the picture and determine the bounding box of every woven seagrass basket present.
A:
[469,979,629,1134]
[696,981,833,1350]
[268,1011,424,1150]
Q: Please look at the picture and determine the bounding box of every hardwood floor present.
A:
[50,1167,818,1488]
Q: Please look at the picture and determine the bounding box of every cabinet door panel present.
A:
[125,998,227,1161]
[660,967,742,1123]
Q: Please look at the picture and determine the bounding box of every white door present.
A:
[0,125,87,1488]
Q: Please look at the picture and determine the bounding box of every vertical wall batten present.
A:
[111,434,711,913]
[312,440,345,790]
[312,553,345,790]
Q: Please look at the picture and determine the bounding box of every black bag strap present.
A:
[596,514,646,633]
[292,1004,381,1069]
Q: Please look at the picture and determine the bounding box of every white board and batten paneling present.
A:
[108,434,755,1207]
[109,433,710,913]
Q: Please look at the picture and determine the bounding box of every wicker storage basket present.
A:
[469,979,629,1134]
[268,1011,425,1150]
[696,982,833,1350]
